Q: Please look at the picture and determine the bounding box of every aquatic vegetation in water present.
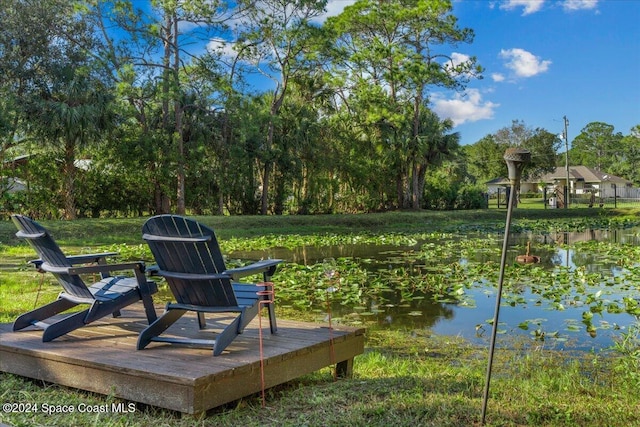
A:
[268,231,640,348]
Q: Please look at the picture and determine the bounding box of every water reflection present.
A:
[231,226,640,351]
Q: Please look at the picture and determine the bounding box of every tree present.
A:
[407,108,460,209]
[325,0,481,209]
[523,128,562,180]
[493,119,533,147]
[0,0,115,219]
[618,125,640,185]
[270,72,334,214]
[570,122,623,172]
[463,134,505,184]
[24,69,115,219]
[235,0,328,214]
[0,0,69,205]
[87,0,233,214]
[480,120,559,181]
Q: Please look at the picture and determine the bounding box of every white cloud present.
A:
[206,38,237,60]
[562,0,598,12]
[499,0,545,15]
[492,73,505,82]
[450,52,470,67]
[311,0,356,24]
[499,48,551,77]
[444,52,473,76]
[324,0,356,18]
[431,89,499,126]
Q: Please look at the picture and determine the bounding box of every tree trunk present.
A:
[62,140,77,219]
[273,169,285,215]
[217,193,224,215]
[154,181,163,214]
[396,173,404,209]
[162,13,171,133]
[261,109,278,215]
[261,160,271,215]
[411,162,421,209]
[176,128,186,214]
[411,90,424,210]
[416,163,427,209]
[173,17,186,215]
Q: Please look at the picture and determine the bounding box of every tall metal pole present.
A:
[564,116,570,209]
[481,148,530,425]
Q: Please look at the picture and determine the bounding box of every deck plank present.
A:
[0,305,365,414]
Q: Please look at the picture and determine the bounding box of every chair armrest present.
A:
[224,259,282,280]
[65,252,119,265]
[38,262,71,274]
[154,269,231,281]
[145,264,160,276]
[28,259,44,271]
[67,261,146,276]
[28,252,119,271]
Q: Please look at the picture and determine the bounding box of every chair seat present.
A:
[88,277,157,302]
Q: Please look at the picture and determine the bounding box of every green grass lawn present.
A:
[1,209,639,426]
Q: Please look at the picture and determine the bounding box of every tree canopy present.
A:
[0,0,637,218]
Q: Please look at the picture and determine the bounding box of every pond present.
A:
[230,226,640,352]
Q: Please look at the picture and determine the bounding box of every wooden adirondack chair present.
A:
[137,215,282,356]
[11,214,158,342]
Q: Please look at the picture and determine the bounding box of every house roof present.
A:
[536,166,631,185]
[1,177,27,193]
[3,154,33,167]
[486,166,632,187]
[485,177,506,185]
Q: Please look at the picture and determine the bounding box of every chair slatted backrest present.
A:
[142,215,238,307]
[11,215,94,300]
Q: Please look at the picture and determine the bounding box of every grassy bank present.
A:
[1,328,639,427]
[1,209,639,426]
[1,207,639,244]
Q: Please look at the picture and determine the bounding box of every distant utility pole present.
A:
[564,116,570,209]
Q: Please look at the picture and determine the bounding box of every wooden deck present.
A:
[0,305,365,415]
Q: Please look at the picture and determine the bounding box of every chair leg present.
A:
[213,315,243,356]
[13,298,78,332]
[137,308,187,350]
[140,292,158,324]
[41,310,91,342]
[197,312,206,329]
[237,304,258,334]
[267,302,277,334]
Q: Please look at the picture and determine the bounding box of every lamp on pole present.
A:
[481,147,531,425]
[563,116,570,209]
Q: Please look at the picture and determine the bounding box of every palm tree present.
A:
[25,68,114,219]
[409,109,460,209]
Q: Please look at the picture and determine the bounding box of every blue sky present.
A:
[434,0,640,145]
[319,0,640,146]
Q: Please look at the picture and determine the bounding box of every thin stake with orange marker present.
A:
[256,282,275,407]
[326,287,337,381]
[322,258,339,381]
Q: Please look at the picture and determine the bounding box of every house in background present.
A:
[2,154,32,195]
[2,177,27,193]
[537,166,633,197]
[487,166,635,199]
